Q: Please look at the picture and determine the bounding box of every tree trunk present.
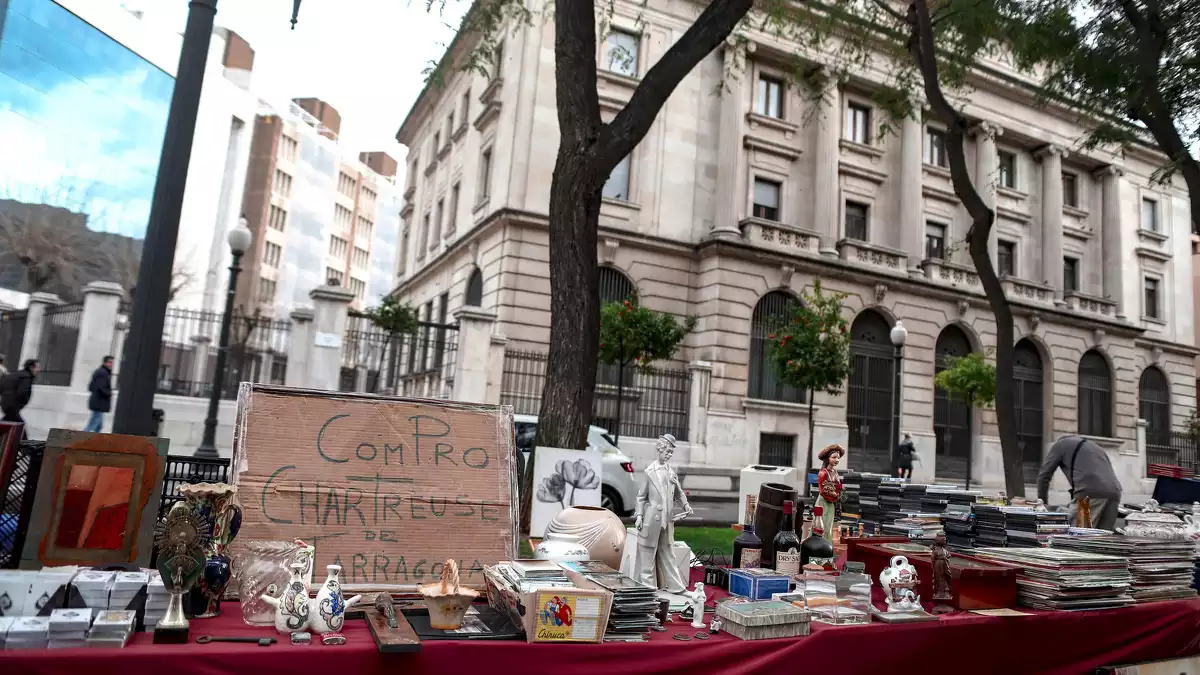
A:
[804,391,816,498]
[910,0,1024,497]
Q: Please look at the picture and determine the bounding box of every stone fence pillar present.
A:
[686,361,713,445]
[308,285,355,391]
[485,335,508,404]
[19,292,62,365]
[451,307,497,403]
[285,307,315,389]
[70,282,124,391]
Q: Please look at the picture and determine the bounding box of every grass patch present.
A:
[675,526,738,558]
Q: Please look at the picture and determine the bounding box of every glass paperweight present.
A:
[229,539,315,626]
[802,570,872,625]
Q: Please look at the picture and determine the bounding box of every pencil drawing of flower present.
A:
[536,458,600,509]
[537,473,568,508]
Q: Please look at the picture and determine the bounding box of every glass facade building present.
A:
[0,0,173,239]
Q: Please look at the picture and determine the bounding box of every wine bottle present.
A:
[800,505,835,570]
[732,524,763,569]
[771,500,802,574]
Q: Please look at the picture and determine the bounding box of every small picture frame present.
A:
[19,429,168,569]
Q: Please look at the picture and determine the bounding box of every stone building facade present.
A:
[393,0,1197,495]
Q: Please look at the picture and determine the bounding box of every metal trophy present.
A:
[153,505,210,644]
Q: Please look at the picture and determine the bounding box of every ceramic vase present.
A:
[545,506,627,568]
[311,565,362,635]
[179,483,242,618]
[879,555,918,610]
[261,562,312,635]
[533,533,591,563]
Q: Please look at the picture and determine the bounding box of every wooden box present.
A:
[846,537,1017,610]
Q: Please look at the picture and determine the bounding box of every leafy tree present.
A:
[934,350,997,488]
[364,296,420,392]
[597,295,697,444]
[1008,0,1200,233]
[767,280,851,495]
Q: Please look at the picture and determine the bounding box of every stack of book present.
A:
[940,504,976,549]
[588,573,659,642]
[108,571,148,611]
[496,560,573,593]
[4,617,49,649]
[1050,535,1198,602]
[973,547,1134,610]
[881,515,944,541]
[86,610,137,648]
[72,570,115,611]
[48,608,93,649]
[143,571,168,631]
[1005,511,1070,548]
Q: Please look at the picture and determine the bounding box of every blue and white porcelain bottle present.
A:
[309,564,361,635]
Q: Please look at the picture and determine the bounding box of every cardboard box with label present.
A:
[483,565,612,643]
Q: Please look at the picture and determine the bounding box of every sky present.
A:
[131,0,468,163]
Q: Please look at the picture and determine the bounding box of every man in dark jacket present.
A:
[0,359,39,436]
[1037,435,1123,530]
[85,355,114,432]
[894,433,916,480]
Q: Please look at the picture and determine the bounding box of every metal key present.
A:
[196,636,276,646]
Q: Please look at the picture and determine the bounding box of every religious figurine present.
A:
[930,533,954,615]
[815,444,845,544]
[681,583,707,629]
[634,434,694,593]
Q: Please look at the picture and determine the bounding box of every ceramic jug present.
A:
[310,564,362,634]
[261,562,311,634]
[878,555,917,607]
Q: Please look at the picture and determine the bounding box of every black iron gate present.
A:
[846,311,894,474]
[934,326,973,481]
[0,309,26,367]
[37,303,82,386]
[1014,340,1044,484]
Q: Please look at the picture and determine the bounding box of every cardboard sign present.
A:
[232,385,517,590]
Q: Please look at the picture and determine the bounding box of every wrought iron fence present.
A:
[0,309,26,368]
[1146,429,1199,476]
[500,350,691,441]
[156,455,233,522]
[153,307,291,399]
[340,315,459,397]
[37,303,83,386]
[1,441,44,569]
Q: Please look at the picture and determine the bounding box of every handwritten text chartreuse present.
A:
[250,411,509,584]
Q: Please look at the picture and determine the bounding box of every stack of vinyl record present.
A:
[1005,511,1070,548]
[878,480,904,518]
[899,483,927,512]
[1050,535,1198,602]
[973,547,1134,610]
[881,515,944,541]
[922,486,981,514]
[857,474,884,531]
[841,473,863,516]
[586,573,660,642]
[972,505,1011,547]
[940,504,976,549]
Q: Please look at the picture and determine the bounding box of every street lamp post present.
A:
[194,218,252,458]
[112,0,219,436]
[889,321,908,479]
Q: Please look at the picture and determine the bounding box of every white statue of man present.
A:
[634,434,693,592]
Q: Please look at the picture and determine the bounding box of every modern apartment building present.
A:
[237,98,401,315]
[394,0,1196,495]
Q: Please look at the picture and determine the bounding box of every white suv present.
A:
[514,414,638,517]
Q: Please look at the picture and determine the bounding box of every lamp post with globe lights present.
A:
[194,218,252,458]
[889,321,908,478]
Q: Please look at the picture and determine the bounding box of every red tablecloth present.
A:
[4,595,1200,675]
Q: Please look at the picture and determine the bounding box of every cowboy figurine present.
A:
[815,444,845,544]
[634,434,693,592]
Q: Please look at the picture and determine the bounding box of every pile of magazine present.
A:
[494,560,574,593]
[1005,511,1070,548]
[1049,535,1198,602]
[973,547,1134,610]
[561,561,658,642]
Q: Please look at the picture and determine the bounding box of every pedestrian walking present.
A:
[85,355,114,433]
[894,432,915,480]
[0,358,39,439]
[1037,434,1123,530]
[0,354,7,376]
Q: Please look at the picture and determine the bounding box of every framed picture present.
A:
[0,421,22,504]
[530,447,602,538]
[19,429,168,569]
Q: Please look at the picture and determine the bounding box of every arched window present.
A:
[465,266,483,306]
[1139,366,1170,443]
[933,325,973,481]
[747,291,803,403]
[1078,350,1113,437]
[598,266,635,304]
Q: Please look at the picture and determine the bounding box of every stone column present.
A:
[710,44,748,241]
[355,364,369,392]
[308,285,355,391]
[110,315,128,387]
[899,111,924,275]
[812,71,840,257]
[189,336,211,396]
[686,361,713,446]
[19,292,62,365]
[1096,165,1126,319]
[285,307,314,388]
[452,306,497,403]
[485,334,508,404]
[973,122,1002,264]
[1037,144,1068,304]
[69,282,124,391]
